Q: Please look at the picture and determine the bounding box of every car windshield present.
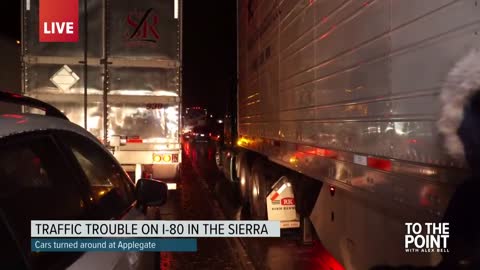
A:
[193,127,209,134]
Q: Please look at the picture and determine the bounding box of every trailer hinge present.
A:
[100,58,113,65]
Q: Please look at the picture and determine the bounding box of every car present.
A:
[189,126,211,143]
[0,91,168,270]
[181,131,192,143]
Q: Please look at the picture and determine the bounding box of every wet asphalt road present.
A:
[156,140,344,270]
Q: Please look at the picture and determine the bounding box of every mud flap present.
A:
[266,176,300,229]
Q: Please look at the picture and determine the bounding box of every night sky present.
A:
[1,2,21,40]
[0,0,236,117]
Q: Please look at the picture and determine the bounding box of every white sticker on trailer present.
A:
[50,65,80,91]
[281,220,300,229]
[266,178,299,228]
[174,0,179,19]
[354,154,367,166]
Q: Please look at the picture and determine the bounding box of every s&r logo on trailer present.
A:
[405,223,449,253]
[39,0,79,42]
[125,8,161,47]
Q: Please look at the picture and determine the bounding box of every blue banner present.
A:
[31,238,197,252]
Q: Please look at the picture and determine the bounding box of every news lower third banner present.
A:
[31,220,281,252]
[32,238,197,252]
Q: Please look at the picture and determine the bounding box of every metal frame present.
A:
[83,0,89,130]
[103,0,110,145]
[20,0,26,97]
[177,0,183,147]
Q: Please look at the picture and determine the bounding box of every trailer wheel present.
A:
[249,160,269,220]
[239,159,251,205]
[215,149,222,169]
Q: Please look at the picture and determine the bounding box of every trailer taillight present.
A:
[152,153,179,163]
[127,138,143,143]
[163,154,172,162]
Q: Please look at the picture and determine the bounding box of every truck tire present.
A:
[235,152,243,181]
[215,149,222,169]
[238,158,251,205]
[230,155,238,182]
[249,159,269,220]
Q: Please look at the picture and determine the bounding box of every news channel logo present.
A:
[404,222,449,253]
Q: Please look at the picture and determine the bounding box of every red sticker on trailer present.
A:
[39,0,79,42]
[281,198,295,206]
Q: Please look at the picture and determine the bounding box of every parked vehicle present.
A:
[0,91,167,270]
[190,126,211,143]
[183,107,208,134]
[216,1,477,269]
[21,0,183,187]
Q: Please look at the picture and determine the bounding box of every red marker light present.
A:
[367,157,392,171]
[2,114,23,119]
[127,138,143,143]
[329,186,335,196]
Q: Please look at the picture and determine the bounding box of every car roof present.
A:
[0,113,100,144]
[193,126,209,131]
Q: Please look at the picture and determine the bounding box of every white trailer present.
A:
[218,0,479,269]
[21,0,183,187]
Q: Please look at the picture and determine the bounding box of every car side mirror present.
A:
[135,178,168,207]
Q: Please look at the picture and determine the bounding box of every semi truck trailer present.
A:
[217,0,479,269]
[21,0,183,187]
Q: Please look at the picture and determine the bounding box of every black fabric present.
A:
[458,91,480,176]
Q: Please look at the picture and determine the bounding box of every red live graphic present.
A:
[39,0,79,42]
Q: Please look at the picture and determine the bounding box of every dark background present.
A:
[0,2,22,94]
[183,1,236,117]
[0,0,236,118]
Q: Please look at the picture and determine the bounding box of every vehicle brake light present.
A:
[127,138,143,143]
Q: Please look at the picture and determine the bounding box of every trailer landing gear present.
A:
[301,216,314,246]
